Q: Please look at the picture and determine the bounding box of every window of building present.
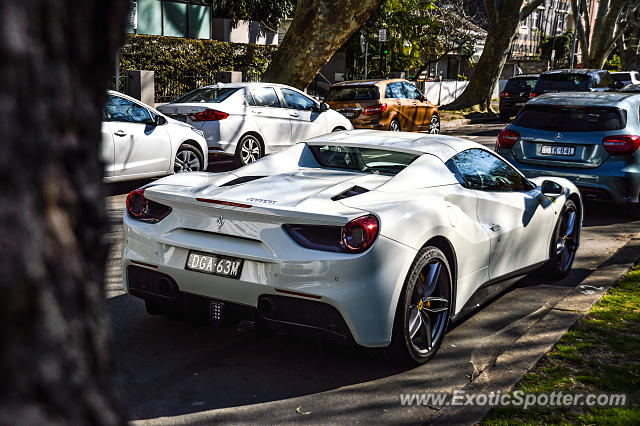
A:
[134,0,211,39]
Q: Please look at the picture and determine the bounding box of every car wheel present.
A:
[234,134,263,167]
[174,144,203,173]
[542,199,579,279]
[389,119,401,132]
[388,246,452,365]
[429,114,440,134]
[332,127,346,132]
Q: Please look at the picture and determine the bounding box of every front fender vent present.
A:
[220,176,266,187]
[331,185,369,201]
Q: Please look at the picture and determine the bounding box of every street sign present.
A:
[360,34,366,54]
[378,28,387,42]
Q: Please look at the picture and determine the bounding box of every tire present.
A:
[387,246,452,365]
[429,114,440,134]
[332,127,346,132]
[234,134,263,167]
[542,199,580,280]
[174,144,204,173]
[389,119,401,132]
[145,299,163,315]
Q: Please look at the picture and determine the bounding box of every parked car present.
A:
[621,83,640,93]
[324,79,440,133]
[611,71,640,87]
[102,91,208,182]
[157,83,353,167]
[530,69,616,98]
[496,92,640,205]
[122,130,581,365]
[499,74,539,121]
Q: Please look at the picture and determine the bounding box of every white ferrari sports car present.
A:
[122,130,582,365]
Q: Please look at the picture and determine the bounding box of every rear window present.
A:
[326,86,380,101]
[308,145,418,176]
[612,73,631,83]
[536,74,590,91]
[513,105,627,132]
[504,78,537,93]
[172,88,239,103]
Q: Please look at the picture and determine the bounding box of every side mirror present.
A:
[320,102,330,112]
[541,180,563,196]
[142,117,156,126]
[155,115,167,125]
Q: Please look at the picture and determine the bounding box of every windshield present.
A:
[309,145,419,176]
[172,87,239,103]
[326,86,380,101]
[536,74,590,91]
[513,105,626,132]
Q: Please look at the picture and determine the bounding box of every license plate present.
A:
[185,250,243,279]
[541,145,575,156]
[515,103,525,107]
[340,111,356,118]
[171,115,187,122]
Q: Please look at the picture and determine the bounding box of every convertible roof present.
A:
[303,129,480,161]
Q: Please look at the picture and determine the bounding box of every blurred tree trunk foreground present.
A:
[0,1,126,424]
[263,0,385,90]
[445,0,544,111]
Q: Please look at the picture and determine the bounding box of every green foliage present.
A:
[539,30,573,68]
[212,0,295,29]
[605,54,623,71]
[119,34,276,102]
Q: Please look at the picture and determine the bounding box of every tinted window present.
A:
[612,73,632,83]
[594,72,614,89]
[446,149,532,191]
[251,87,281,108]
[104,95,152,124]
[326,86,380,101]
[504,78,537,93]
[385,82,405,99]
[172,87,238,103]
[513,105,626,131]
[281,88,316,111]
[309,145,419,176]
[245,91,255,106]
[403,82,423,100]
[536,74,590,91]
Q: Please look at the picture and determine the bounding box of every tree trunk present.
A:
[262,0,385,90]
[0,1,127,424]
[444,0,543,111]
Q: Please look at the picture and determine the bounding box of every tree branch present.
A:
[519,0,545,21]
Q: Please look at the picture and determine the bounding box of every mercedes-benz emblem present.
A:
[555,132,563,140]
[216,215,224,229]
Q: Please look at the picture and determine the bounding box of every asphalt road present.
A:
[104,123,640,424]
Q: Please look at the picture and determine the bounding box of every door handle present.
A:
[252,110,263,115]
[490,224,502,232]
[114,130,127,137]
[289,112,299,117]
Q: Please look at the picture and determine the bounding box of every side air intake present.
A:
[220,176,266,186]
[331,185,369,201]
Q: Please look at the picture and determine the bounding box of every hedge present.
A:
[118,34,278,102]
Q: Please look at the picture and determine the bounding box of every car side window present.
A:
[245,91,256,106]
[402,82,423,100]
[250,87,281,108]
[599,72,615,89]
[281,88,316,111]
[104,95,152,124]
[445,149,532,192]
[385,82,405,99]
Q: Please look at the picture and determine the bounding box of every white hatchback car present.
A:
[157,83,353,166]
[102,91,208,182]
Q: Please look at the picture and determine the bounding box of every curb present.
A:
[440,117,502,131]
[427,232,640,425]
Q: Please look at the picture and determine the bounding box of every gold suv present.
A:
[325,79,440,133]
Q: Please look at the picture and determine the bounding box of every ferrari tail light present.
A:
[341,215,379,253]
[602,135,640,155]
[282,214,379,254]
[126,189,172,223]
[496,129,520,149]
[189,109,229,121]
[363,103,388,115]
[529,91,537,98]
[500,91,510,98]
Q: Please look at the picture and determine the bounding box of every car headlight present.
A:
[191,127,204,137]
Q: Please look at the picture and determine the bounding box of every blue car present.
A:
[496,92,640,205]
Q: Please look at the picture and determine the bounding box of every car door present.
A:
[280,88,326,143]
[104,94,171,178]
[100,120,115,178]
[446,149,556,280]
[246,86,292,152]
[402,81,433,131]
[384,82,411,129]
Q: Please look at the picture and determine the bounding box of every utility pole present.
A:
[569,0,581,68]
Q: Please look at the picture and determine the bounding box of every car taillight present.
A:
[602,135,640,155]
[341,215,379,253]
[500,91,510,98]
[363,103,387,115]
[496,129,520,149]
[282,214,379,253]
[189,109,229,121]
[529,91,536,98]
[126,189,172,223]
